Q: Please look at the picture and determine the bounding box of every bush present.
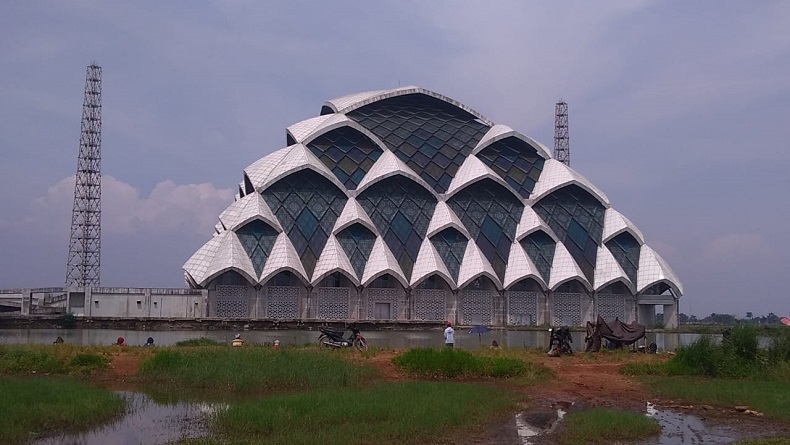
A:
[57,312,77,329]
[174,337,224,347]
[767,329,790,362]
[722,324,759,362]
[392,348,527,378]
[70,353,109,368]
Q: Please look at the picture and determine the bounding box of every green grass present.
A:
[0,376,125,444]
[556,408,661,445]
[640,376,790,420]
[174,337,225,347]
[201,381,514,445]
[733,438,790,445]
[392,347,535,379]
[138,348,376,392]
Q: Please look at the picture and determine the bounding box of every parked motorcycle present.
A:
[318,324,368,351]
[548,326,573,356]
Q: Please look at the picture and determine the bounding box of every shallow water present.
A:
[514,402,738,445]
[32,392,224,445]
[0,327,707,350]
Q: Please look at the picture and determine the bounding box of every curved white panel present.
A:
[603,208,645,244]
[360,237,409,289]
[503,241,547,290]
[183,235,223,286]
[594,246,635,293]
[286,115,335,144]
[445,155,520,200]
[426,201,471,239]
[311,235,360,286]
[531,159,610,207]
[548,243,592,291]
[410,238,456,289]
[244,147,290,192]
[457,239,502,290]
[219,192,282,233]
[637,244,683,296]
[323,88,390,114]
[254,144,348,193]
[473,124,552,159]
[355,150,434,194]
[516,206,559,242]
[259,232,309,286]
[200,231,257,287]
[333,198,379,235]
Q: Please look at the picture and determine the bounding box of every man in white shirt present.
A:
[444,321,455,348]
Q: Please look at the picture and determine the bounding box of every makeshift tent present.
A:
[584,315,645,352]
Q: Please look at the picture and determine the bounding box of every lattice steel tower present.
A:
[554,100,570,166]
[66,64,102,288]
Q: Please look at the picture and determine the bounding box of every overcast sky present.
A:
[1,1,788,317]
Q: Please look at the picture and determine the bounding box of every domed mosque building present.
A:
[183,87,682,328]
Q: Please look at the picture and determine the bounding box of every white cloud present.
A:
[24,175,234,237]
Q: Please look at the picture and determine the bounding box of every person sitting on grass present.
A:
[231,334,244,347]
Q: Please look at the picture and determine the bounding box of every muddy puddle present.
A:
[514,402,739,445]
[33,392,225,445]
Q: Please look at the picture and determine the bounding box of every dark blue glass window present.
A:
[357,176,437,280]
[520,230,556,284]
[430,228,468,282]
[235,219,279,277]
[347,93,490,193]
[533,185,605,283]
[306,126,383,190]
[605,232,641,285]
[262,170,348,277]
[447,179,523,281]
[336,223,376,278]
[476,137,545,198]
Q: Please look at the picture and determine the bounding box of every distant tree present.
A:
[766,313,780,324]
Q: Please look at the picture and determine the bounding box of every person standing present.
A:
[444,321,455,348]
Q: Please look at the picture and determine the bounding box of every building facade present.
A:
[183,87,683,327]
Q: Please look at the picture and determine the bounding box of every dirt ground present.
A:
[98,348,790,444]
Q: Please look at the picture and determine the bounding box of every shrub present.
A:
[392,348,527,378]
[174,337,224,347]
[70,353,109,368]
[722,324,759,362]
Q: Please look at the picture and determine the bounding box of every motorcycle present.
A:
[318,324,368,351]
[548,326,573,356]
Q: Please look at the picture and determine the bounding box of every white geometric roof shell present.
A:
[594,245,635,293]
[218,192,282,233]
[637,244,683,296]
[603,208,645,244]
[473,124,552,160]
[531,159,610,207]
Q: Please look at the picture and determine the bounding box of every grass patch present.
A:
[174,337,225,347]
[0,345,68,374]
[640,376,790,420]
[0,376,125,444]
[205,381,513,445]
[556,407,660,445]
[733,438,790,445]
[393,347,529,378]
[138,348,376,392]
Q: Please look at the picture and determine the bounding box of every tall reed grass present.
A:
[138,348,376,392]
[0,376,125,444]
[393,347,535,379]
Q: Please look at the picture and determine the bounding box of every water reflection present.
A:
[0,328,708,350]
[33,392,223,445]
[643,402,736,445]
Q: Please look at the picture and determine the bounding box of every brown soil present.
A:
[97,349,790,444]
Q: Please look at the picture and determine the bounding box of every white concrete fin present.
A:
[457,239,502,290]
[259,232,309,285]
[410,238,456,288]
[531,159,610,207]
[548,243,592,291]
[637,244,683,296]
[256,144,347,193]
[333,198,378,235]
[286,114,335,144]
[473,124,552,159]
[219,193,282,233]
[201,232,257,287]
[594,246,634,293]
[426,201,471,238]
[214,222,225,235]
[361,237,409,289]
[183,235,224,286]
[355,149,433,194]
[603,208,645,244]
[503,241,547,290]
[446,155,518,198]
[244,147,291,192]
[311,235,360,286]
[516,207,558,241]
[326,86,494,126]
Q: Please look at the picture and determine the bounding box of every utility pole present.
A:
[66,64,102,288]
[554,100,570,166]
